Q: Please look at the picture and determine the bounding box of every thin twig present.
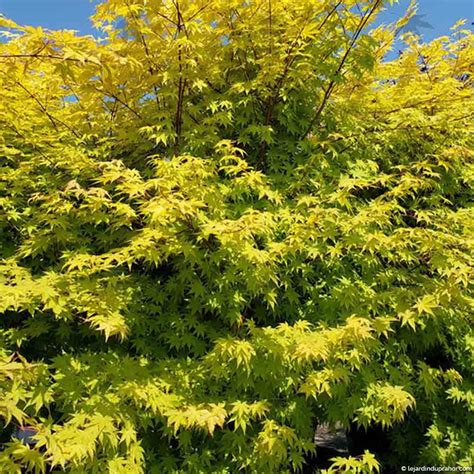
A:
[173,0,186,156]
[302,0,382,139]
[255,2,343,169]
[126,1,161,110]
[15,81,80,138]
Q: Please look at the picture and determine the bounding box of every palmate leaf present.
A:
[0,0,473,472]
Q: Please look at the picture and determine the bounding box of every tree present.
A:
[0,1,472,472]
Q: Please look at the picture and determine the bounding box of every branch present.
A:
[186,1,213,22]
[255,2,342,169]
[302,0,382,139]
[93,84,143,120]
[173,0,187,156]
[0,53,93,64]
[126,1,162,110]
[268,0,273,55]
[15,81,80,138]
[3,120,53,163]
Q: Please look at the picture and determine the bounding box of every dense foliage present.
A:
[0,0,472,472]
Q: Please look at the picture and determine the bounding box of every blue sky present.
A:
[0,0,472,39]
[0,0,101,35]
